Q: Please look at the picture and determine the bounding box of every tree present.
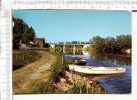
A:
[59,42,64,44]
[116,35,131,50]
[13,18,36,49]
[22,26,35,44]
[13,18,24,48]
[90,35,131,53]
[92,36,105,52]
[72,41,77,44]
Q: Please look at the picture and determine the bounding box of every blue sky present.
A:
[13,10,131,43]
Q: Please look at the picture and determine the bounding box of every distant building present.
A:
[34,38,45,48]
[121,49,132,54]
[125,49,131,54]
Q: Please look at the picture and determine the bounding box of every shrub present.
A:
[67,81,105,94]
[50,54,66,83]
[13,49,41,70]
[30,82,55,94]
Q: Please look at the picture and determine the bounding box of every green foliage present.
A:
[13,49,41,70]
[13,18,36,49]
[28,81,64,94]
[50,54,65,83]
[50,63,61,83]
[84,44,96,55]
[49,54,75,83]
[30,82,55,94]
[91,35,131,53]
[116,35,131,49]
[92,36,105,52]
[67,81,105,94]
[64,58,75,64]
[33,43,40,47]
[69,81,87,94]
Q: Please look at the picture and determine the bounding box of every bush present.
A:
[67,81,106,94]
[67,81,87,93]
[32,43,40,47]
[30,82,55,94]
[13,49,41,70]
[50,54,66,83]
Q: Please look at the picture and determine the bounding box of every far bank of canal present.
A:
[65,53,131,94]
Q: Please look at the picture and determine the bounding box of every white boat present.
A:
[68,65,126,74]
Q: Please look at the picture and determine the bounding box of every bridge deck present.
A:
[49,43,90,46]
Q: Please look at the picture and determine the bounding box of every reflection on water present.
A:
[89,54,131,94]
[94,54,131,66]
[65,53,131,94]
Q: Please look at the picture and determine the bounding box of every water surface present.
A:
[65,53,131,94]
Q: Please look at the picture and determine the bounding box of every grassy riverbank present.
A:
[13,49,42,70]
[28,53,106,94]
[13,50,106,94]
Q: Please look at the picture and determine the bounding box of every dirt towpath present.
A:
[13,51,56,93]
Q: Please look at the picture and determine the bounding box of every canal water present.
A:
[65,53,131,94]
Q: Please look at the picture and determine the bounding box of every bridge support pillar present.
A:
[73,45,75,55]
[63,45,65,54]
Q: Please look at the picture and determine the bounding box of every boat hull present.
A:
[68,65,126,74]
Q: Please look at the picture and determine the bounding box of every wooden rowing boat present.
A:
[68,65,126,74]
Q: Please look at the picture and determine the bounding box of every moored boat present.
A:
[75,59,87,65]
[68,65,126,74]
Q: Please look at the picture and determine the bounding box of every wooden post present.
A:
[71,68,74,82]
[62,54,64,65]
[62,45,65,65]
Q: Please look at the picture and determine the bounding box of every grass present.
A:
[13,49,42,70]
[30,82,55,94]
[25,81,64,94]
[13,51,107,94]
[66,81,106,94]
[27,53,67,93]
[50,54,66,83]
[24,54,66,94]
[13,51,56,94]
[49,54,76,83]
[64,58,75,65]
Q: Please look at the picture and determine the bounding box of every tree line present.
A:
[89,35,131,53]
[13,17,36,49]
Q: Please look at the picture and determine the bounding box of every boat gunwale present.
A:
[68,64,126,74]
